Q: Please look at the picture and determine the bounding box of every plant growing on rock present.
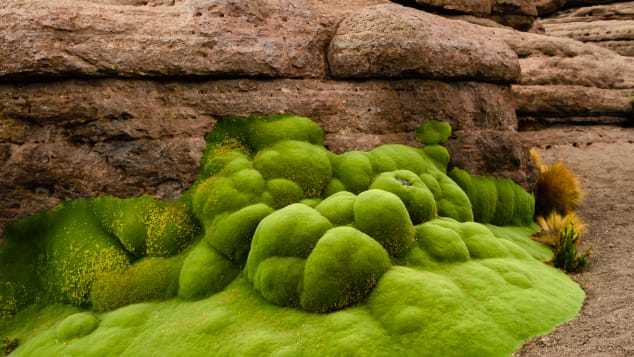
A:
[0,115,586,356]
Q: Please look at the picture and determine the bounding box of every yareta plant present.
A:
[0,115,583,357]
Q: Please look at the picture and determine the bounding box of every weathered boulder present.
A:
[514,85,633,124]
[0,0,388,81]
[541,2,634,57]
[328,4,521,83]
[399,0,493,16]
[534,0,568,16]
[446,129,538,191]
[489,0,538,30]
[490,27,634,88]
[394,0,537,30]
[484,26,634,125]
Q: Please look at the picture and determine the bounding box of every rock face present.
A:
[0,0,353,80]
[484,25,634,125]
[0,0,555,233]
[395,0,538,30]
[541,2,634,57]
[328,5,521,82]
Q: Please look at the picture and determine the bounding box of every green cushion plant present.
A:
[0,115,584,356]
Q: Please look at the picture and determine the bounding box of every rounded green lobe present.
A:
[245,204,332,281]
[369,170,438,225]
[301,227,390,312]
[314,191,356,226]
[353,189,415,257]
[253,140,332,198]
[56,312,99,341]
[207,203,274,264]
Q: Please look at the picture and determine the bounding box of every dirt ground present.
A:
[514,125,634,356]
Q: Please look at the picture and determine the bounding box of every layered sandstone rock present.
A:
[396,0,537,30]
[484,26,634,125]
[0,0,352,80]
[328,5,521,82]
[541,2,634,57]
[0,1,536,233]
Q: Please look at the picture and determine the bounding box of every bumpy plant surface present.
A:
[0,116,584,356]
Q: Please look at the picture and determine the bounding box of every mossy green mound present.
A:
[254,140,333,197]
[353,190,416,257]
[2,249,582,357]
[369,170,438,225]
[449,168,535,226]
[1,115,583,356]
[416,119,452,145]
[301,226,391,312]
[55,312,99,342]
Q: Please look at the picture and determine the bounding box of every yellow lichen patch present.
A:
[0,283,20,318]
[143,201,199,257]
[44,244,130,306]
[213,137,246,153]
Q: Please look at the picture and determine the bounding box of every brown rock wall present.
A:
[0,0,388,81]
[328,4,521,83]
[0,77,526,231]
[514,85,634,118]
[398,0,537,29]
[541,3,634,57]
[0,0,560,234]
[482,25,634,125]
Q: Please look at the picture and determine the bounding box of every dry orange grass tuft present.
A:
[533,211,592,273]
[531,149,584,217]
[534,211,586,247]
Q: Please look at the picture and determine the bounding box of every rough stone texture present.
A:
[484,26,634,124]
[407,0,493,16]
[395,0,537,30]
[0,77,531,231]
[489,0,538,31]
[0,0,387,81]
[533,0,567,16]
[328,4,521,83]
[533,0,624,16]
[0,0,547,234]
[491,27,634,88]
[565,0,624,8]
[514,85,634,120]
[541,2,634,57]
[446,129,538,190]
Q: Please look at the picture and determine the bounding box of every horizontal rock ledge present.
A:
[1,0,527,84]
[0,78,517,139]
[519,116,631,127]
[327,4,521,83]
[543,20,634,43]
[0,0,359,81]
[540,2,634,57]
[513,85,634,119]
[485,26,634,89]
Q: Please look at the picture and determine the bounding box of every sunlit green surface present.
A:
[1,115,583,356]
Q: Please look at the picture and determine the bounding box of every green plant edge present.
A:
[0,115,584,356]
